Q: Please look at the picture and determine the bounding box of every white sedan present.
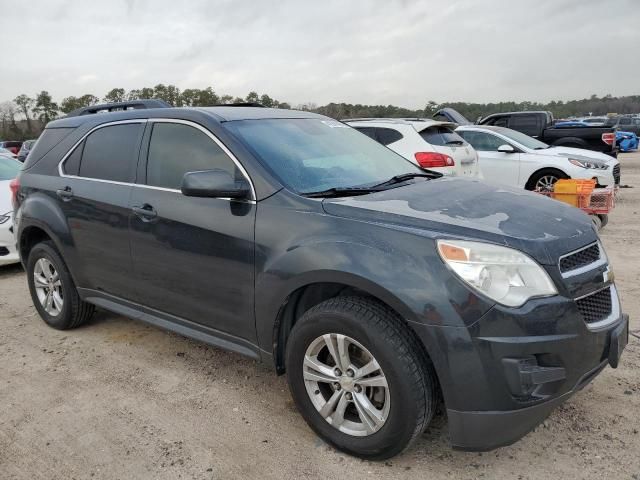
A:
[456,125,619,190]
[0,155,21,266]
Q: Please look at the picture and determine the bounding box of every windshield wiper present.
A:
[370,171,442,189]
[302,186,383,198]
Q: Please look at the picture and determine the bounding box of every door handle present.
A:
[56,187,74,201]
[132,204,158,221]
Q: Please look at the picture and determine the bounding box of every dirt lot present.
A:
[1,154,639,480]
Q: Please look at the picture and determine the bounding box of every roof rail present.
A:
[341,117,431,123]
[66,99,172,117]
[211,102,265,108]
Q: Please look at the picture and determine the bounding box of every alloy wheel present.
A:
[535,174,559,190]
[33,258,64,317]
[303,333,390,436]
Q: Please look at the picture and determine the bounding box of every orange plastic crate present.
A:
[552,179,596,207]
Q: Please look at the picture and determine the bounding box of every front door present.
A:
[459,130,521,186]
[128,120,256,340]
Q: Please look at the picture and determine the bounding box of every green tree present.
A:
[60,94,99,114]
[245,91,260,103]
[260,94,274,107]
[13,94,35,133]
[103,88,126,103]
[32,91,59,123]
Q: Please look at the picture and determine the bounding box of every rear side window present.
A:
[354,127,378,140]
[374,128,403,146]
[63,142,84,176]
[146,123,237,189]
[508,115,540,136]
[619,117,632,125]
[420,126,466,146]
[78,123,143,182]
[23,127,75,169]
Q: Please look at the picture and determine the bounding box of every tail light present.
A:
[9,177,19,208]
[602,132,615,145]
[414,152,455,169]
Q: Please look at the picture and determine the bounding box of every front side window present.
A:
[78,123,143,182]
[458,131,507,151]
[146,123,237,189]
[224,118,421,194]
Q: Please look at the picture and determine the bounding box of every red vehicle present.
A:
[0,141,23,155]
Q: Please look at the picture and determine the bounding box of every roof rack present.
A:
[211,102,265,108]
[66,99,171,117]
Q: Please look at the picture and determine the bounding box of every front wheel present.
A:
[285,296,438,459]
[526,169,569,191]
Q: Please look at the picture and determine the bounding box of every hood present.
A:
[322,178,597,265]
[545,146,616,164]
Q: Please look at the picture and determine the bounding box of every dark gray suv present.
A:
[12,100,629,459]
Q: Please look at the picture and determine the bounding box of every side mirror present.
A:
[181,170,250,199]
[497,144,516,153]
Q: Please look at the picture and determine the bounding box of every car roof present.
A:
[483,111,550,116]
[457,125,510,134]
[47,106,326,129]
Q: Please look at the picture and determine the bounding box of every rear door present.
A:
[458,130,520,186]
[57,120,144,298]
[128,119,256,340]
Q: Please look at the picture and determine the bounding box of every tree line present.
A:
[2,85,639,141]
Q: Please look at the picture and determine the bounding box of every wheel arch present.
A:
[549,136,588,149]
[525,167,570,190]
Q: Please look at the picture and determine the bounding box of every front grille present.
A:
[576,287,612,324]
[559,243,600,273]
[613,164,620,185]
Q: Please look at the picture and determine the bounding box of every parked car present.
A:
[579,117,608,126]
[0,141,23,156]
[17,139,37,162]
[0,155,21,266]
[0,147,18,158]
[456,125,620,190]
[604,116,640,136]
[345,118,481,178]
[431,109,616,157]
[13,101,628,459]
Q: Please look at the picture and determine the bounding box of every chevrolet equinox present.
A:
[11,101,629,459]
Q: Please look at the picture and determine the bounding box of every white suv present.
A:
[345,118,481,178]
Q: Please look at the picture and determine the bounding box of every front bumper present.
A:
[412,298,629,451]
[0,219,20,266]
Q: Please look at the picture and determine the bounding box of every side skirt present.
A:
[78,288,262,360]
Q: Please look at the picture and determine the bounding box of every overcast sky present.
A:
[2,0,639,108]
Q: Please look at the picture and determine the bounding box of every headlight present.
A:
[437,239,557,307]
[568,158,609,170]
[0,211,10,225]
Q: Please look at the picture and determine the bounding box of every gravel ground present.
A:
[1,152,639,480]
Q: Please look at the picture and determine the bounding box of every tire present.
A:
[285,296,437,459]
[597,214,609,229]
[591,215,602,230]
[26,241,94,330]
[526,169,569,191]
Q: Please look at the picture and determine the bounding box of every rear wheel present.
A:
[526,169,569,191]
[285,296,437,459]
[27,241,94,330]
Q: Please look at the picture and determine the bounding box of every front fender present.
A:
[253,194,493,353]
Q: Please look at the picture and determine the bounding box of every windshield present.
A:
[496,128,549,150]
[0,156,21,180]
[224,118,422,193]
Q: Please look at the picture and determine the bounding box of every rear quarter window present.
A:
[508,115,540,136]
[23,127,75,169]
